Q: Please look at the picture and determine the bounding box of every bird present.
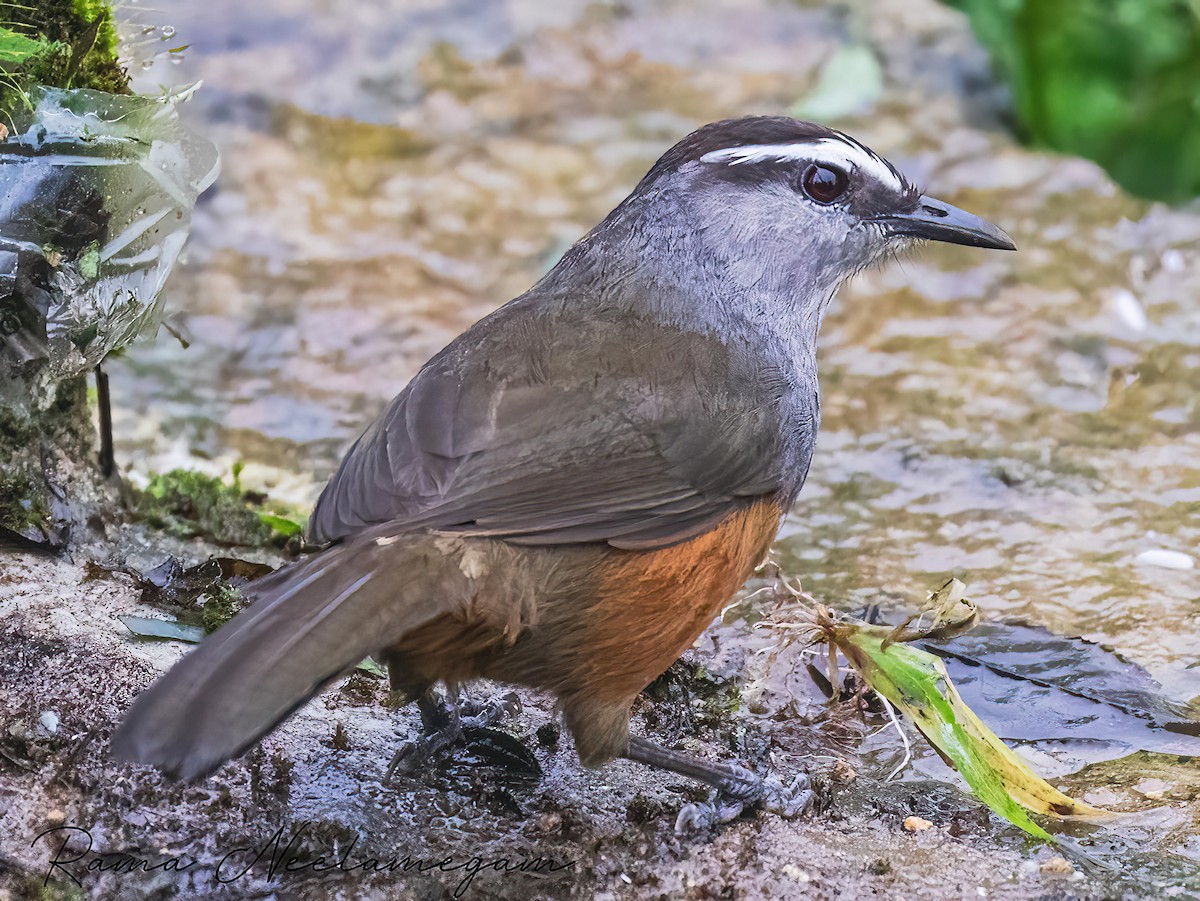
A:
[112,116,1014,817]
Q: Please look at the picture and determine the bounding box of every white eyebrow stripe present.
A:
[700,137,904,192]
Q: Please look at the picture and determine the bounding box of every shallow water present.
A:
[112,0,1199,861]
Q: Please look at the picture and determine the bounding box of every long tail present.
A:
[111,530,469,780]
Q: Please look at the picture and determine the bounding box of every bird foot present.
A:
[459,691,523,730]
[674,770,813,834]
[386,691,526,783]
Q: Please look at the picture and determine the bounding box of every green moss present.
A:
[0,0,131,123]
[0,378,91,541]
[130,469,263,546]
[200,582,244,632]
[645,659,743,730]
[18,875,86,901]
[129,467,307,548]
[0,472,48,533]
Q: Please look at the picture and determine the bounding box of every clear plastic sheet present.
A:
[0,86,218,412]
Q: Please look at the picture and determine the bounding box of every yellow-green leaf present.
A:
[0,27,50,67]
[826,618,1108,841]
[258,512,304,538]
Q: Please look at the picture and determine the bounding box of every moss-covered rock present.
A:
[0,0,130,123]
[0,377,95,548]
[200,581,245,633]
[0,0,137,547]
[0,472,48,536]
[127,467,306,549]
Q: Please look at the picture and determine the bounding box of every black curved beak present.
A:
[878,196,1016,251]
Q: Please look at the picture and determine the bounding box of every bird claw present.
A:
[386,727,458,782]
[385,746,418,783]
[460,691,521,727]
[761,772,815,819]
[674,797,746,833]
[385,691,526,784]
[673,770,814,835]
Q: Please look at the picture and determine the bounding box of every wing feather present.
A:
[309,296,815,549]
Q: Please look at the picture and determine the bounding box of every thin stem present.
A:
[95,364,114,478]
[880,695,911,782]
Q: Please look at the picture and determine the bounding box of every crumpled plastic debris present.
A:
[0,85,218,412]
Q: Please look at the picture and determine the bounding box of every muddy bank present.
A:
[0,534,1150,900]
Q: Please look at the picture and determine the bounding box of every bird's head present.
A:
[596,116,1014,323]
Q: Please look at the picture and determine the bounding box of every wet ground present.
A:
[1,0,1198,897]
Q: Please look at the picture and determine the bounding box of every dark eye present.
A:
[801,164,849,204]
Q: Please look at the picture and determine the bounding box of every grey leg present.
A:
[622,734,813,832]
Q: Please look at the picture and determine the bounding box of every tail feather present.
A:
[112,530,461,780]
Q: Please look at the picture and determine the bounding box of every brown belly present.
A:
[384,498,783,762]
[557,497,783,703]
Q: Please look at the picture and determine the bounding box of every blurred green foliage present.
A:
[946,0,1200,202]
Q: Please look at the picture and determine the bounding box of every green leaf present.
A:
[258,512,304,538]
[0,27,51,68]
[822,614,1109,841]
[355,657,387,678]
[944,0,1200,201]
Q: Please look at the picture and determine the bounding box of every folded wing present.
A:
[309,296,816,550]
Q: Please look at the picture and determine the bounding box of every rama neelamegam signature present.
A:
[33,823,575,897]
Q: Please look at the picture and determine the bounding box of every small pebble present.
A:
[1110,288,1148,333]
[39,711,60,734]
[903,815,932,832]
[1040,856,1074,876]
[782,864,811,882]
[831,759,857,784]
[1161,249,1185,274]
[537,812,562,832]
[44,809,65,828]
[1135,778,1169,795]
[1135,549,1194,571]
[1144,790,1165,801]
